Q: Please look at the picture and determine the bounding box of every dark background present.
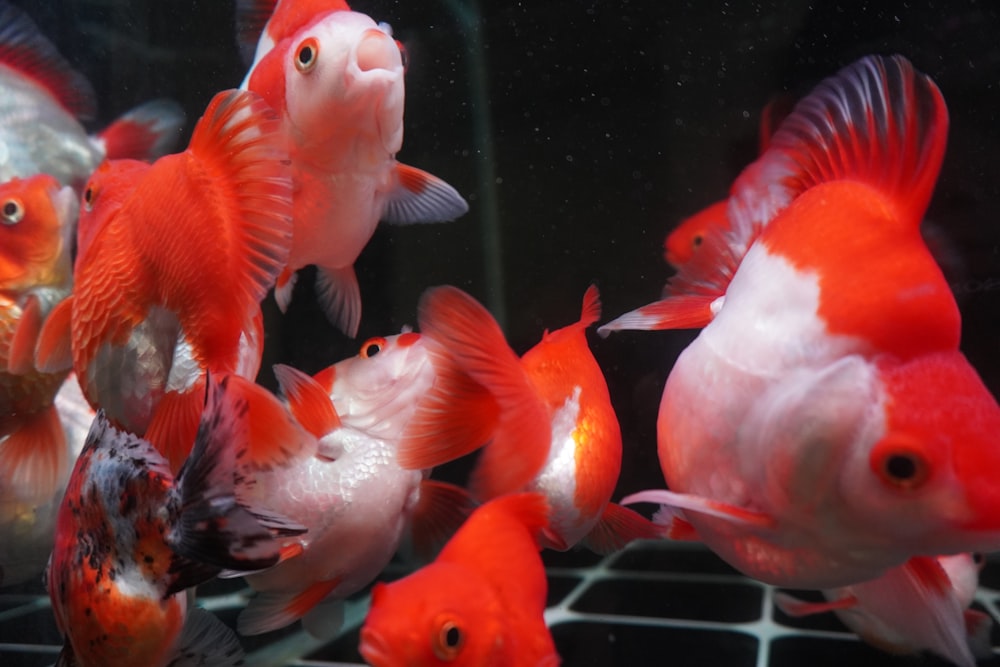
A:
[14,0,1000,529]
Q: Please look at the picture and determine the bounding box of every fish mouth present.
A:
[358,627,392,666]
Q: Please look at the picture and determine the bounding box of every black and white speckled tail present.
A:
[165,607,245,667]
[168,375,305,573]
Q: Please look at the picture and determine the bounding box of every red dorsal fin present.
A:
[0,404,67,502]
[0,3,96,120]
[145,385,205,474]
[408,479,477,561]
[225,373,312,471]
[730,54,948,242]
[96,99,186,162]
[273,363,341,438]
[578,284,601,328]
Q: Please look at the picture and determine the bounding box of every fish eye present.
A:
[1,198,23,224]
[871,439,931,490]
[295,37,320,73]
[83,184,96,212]
[973,552,986,567]
[432,619,464,661]
[360,337,387,359]
[692,234,703,247]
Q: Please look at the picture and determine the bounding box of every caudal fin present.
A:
[185,88,293,345]
[169,376,305,572]
[0,404,68,504]
[400,286,551,500]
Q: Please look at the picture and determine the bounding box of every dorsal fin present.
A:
[0,2,96,120]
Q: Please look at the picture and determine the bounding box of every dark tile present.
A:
[571,578,763,623]
[548,575,583,606]
[552,621,758,667]
[0,608,62,644]
[609,543,742,576]
[543,548,605,569]
[769,636,984,667]
[0,649,60,667]
[306,625,363,663]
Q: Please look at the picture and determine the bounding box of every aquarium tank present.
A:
[1,0,1000,666]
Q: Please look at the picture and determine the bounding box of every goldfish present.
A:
[0,174,77,587]
[35,87,299,471]
[607,55,1000,588]
[359,492,561,667]
[46,375,306,667]
[0,1,185,187]
[399,285,661,553]
[243,8,468,337]
[775,554,993,667]
[231,331,472,638]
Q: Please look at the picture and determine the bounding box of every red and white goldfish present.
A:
[359,492,561,667]
[400,285,660,554]
[0,1,184,187]
[35,88,298,471]
[611,55,1000,589]
[46,375,305,667]
[243,8,468,336]
[0,174,77,587]
[775,554,992,667]
[231,331,472,638]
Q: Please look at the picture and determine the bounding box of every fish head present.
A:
[0,174,76,292]
[76,158,150,264]
[328,331,434,430]
[664,199,730,269]
[360,565,510,667]
[842,351,1000,554]
[254,11,405,156]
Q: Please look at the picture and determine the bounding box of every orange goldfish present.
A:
[243,8,468,336]
[46,376,305,667]
[359,492,561,667]
[400,285,660,553]
[228,332,471,638]
[776,554,993,667]
[35,88,297,470]
[0,1,185,187]
[0,174,77,586]
[610,55,1000,588]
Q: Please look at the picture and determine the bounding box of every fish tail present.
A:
[399,286,551,500]
[170,375,305,572]
[186,88,293,342]
[0,402,68,504]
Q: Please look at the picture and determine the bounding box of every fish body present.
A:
[401,285,660,554]
[616,56,1000,588]
[36,88,294,470]
[0,2,184,188]
[776,555,992,667]
[235,332,469,637]
[243,9,468,336]
[46,376,303,667]
[359,492,560,667]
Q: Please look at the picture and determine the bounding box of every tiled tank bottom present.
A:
[3,541,1000,666]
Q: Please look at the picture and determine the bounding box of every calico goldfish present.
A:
[243,8,468,336]
[0,1,184,187]
[611,55,1000,588]
[0,174,77,587]
[35,88,298,471]
[359,492,561,667]
[775,555,992,667]
[400,285,660,553]
[231,332,471,638]
[46,375,305,667]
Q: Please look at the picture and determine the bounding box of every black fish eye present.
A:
[83,185,95,211]
[360,337,386,359]
[2,198,23,224]
[692,234,703,247]
[295,38,319,72]
[433,619,464,660]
